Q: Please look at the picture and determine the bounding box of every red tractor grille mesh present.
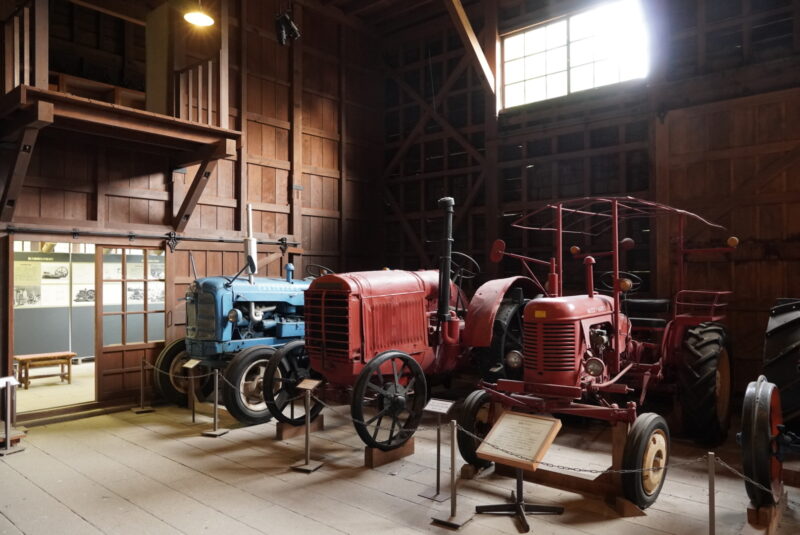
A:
[305,290,350,360]
[523,322,577,372]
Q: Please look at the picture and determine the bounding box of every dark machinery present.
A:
[262,197,540,450]
[458,197,738,509]
[153,205,329,425]
[739,298,800,507]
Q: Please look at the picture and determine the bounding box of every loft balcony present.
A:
[0,0,239,228]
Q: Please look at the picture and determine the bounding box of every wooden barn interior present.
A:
[1,0,800,534]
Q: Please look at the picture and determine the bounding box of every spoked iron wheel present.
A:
[741,375,784,507]
[222,346,276,425]
[351,351,427,451]
[264,340,324,426]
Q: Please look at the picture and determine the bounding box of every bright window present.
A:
[502,0,649,108]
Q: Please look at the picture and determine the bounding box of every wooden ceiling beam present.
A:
[441,0,495,94]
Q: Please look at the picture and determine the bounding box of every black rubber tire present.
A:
[678,322,731,445]
[153,338,213,406]
[475,298,526,382]
[456,389,493,469]
[351,351,427,451]
[222,346,276,425]
[763,298,800,426]
[264,340,324,426]
[741,376,783,507]
[621,413,670,509]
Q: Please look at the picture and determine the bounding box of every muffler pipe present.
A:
[437,197,455,325]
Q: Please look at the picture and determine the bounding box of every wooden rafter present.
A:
[175,159,219,232]
[442,0,495,95]
[0,101,53,222]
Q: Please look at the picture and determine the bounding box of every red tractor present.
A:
[261,197,540,450]
[457,197,738,509]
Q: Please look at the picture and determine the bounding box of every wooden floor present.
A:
[0,405,798,535]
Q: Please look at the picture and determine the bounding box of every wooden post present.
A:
[145,2,173,115]
[218,0,229,129]
[289,4,304,246]
[483,0,500,276]
[338,24,347,270]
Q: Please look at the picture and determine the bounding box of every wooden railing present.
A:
[173,53,222,127]
[2,0,47,94]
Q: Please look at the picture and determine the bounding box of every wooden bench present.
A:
[14,352,76,390]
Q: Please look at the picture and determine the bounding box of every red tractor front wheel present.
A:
[678,322,731,445]
[621,413,670,509]
[456,389,494,469]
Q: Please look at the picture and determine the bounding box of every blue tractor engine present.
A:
[153,204,319,425]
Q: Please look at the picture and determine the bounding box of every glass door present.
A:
[96,247,165,401]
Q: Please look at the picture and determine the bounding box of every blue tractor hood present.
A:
[195,275,310,305]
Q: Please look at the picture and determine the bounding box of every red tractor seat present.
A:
[629,317,667,329]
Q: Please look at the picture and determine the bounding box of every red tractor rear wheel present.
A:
[678,322,731,445]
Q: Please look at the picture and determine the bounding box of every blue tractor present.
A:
[153,205,330,424]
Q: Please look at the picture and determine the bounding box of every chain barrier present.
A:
[145,359,217,380]
[714,456,775,496]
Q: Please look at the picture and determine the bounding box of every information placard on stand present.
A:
[476,411,561,471]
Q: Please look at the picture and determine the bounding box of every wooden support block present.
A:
[781,466,800,488]
[745,491,787,534]
[276,415,324,441]
[364,438,414,469]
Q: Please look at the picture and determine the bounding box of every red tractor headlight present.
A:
[505,350,523,369]
[584,356,605,377]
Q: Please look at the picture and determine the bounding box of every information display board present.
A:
[476,411,561,472]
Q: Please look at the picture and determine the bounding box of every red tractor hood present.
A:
[524,294,614,321]
[309,269,441,301]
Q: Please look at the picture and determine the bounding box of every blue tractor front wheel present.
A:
[222,345,277,425]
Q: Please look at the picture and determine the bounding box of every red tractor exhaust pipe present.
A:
[437,197,455,326]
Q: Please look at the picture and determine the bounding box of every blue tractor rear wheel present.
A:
[154,338,213,406]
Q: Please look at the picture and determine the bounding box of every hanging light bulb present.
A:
[185,0,214,27]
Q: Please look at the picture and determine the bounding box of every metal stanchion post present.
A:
[1,377,24,456]
[202,369,229,437]
[708,452,715,535]
[420,399,453,501]
[292,382,323,472]
[432,420,473,529]
[131,358,154,414]
[189,368,196,424]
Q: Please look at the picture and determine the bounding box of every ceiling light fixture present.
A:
[185,1,214,27]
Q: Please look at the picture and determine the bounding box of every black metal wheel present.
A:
[457,389,494,469]
[678,322,731,445]
[763,298,800,427]
[621,413,670,509]
[153,338,213,406]
[741,375,784,507]
[476,298,526,382]
[222,346,276,425]
[351,351,427,451]
[264,340,324,426]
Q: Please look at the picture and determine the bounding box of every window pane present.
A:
[525,27,547,54]
[147,251,165,280]
[103,314,122,346]
[126,314,144,344]
[126,249,145,279]
[570,38,595,66]
[147,313,165,342]
[546,20,567,48]
[127,281,145,311]
[103,249,122,279]
[570,64,595,92]
[103,282,122,310]
[594,59,620,86]
[505,33,525,60]
[505,82,525,107]
[546,46,567,74]
[570,10,594,42]
[524,53,546,79]
[147,281,165,311]
[547,72,568,98]
[505,58,525,84]
[525,77,547,103]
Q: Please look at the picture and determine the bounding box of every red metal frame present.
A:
[482,196,737,424]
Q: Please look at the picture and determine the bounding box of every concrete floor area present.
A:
[0,405,798,535]
[15,362,95,413]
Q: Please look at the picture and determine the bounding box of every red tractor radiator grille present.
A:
[523,322,577,372]
[305,290,351,360]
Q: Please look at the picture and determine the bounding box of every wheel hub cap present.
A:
[642,430,667,495]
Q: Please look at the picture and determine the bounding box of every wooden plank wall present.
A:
[656,87,800,390]
[378,0,800,391]
[1,1,382,389]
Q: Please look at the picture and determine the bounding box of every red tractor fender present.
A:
[462,276,540,347]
